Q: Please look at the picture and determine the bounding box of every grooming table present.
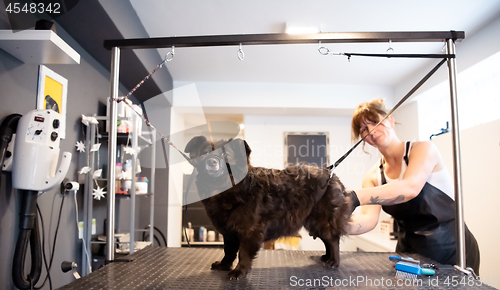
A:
[58,247,494,289]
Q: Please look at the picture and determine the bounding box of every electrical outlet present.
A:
[92,218,96,235]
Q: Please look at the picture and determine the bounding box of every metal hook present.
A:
[237,43,244,61]
[318,46,330,55]
[318,45,345,59]
[386,40,394,54]
[317,43,350,61]
[318,40,332,55]
[165,46,175,62]
[318,42,334,56]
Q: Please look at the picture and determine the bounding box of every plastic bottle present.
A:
[199,226,207,242]
[183,222,195,243]
[123,119,131,133]
[117,119,126,133]
[115,163,122,193]
[123,160,132,192]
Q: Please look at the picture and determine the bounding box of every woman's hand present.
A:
[346,205,381,235]
[346,165,382,235]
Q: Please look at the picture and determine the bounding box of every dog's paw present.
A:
[227,269,247,280]
[320,255,328,262]
[211,261,232,271]
[322,258,340,269]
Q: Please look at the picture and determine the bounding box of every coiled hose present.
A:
[1,114,43,289]
[12,190,43,289]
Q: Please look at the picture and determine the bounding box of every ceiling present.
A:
[53,1,500,105]
[123,0,500,87]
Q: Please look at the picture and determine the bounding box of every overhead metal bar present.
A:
[104,31,464,50]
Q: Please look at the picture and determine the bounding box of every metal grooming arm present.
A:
[103,31,467,270]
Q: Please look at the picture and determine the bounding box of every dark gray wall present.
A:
[0,26,107,289]
[0,20,172,289]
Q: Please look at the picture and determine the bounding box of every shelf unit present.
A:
[181,241,224,247]
[0,30,80,64]
[81,113,156,276]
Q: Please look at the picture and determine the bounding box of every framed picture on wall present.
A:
[36,65,68,139]
[284,132,330,168]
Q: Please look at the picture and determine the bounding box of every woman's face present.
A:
[359,116,394,148]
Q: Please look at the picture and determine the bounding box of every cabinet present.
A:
[80,112,156,276]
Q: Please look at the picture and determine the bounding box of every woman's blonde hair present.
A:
[351,99,388,143]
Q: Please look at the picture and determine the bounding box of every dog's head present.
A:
[185,136,251,187]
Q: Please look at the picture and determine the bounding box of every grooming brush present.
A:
[395,262,436,280]
[389,255,420,265]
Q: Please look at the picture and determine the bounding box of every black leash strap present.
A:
[343,53,455,59]
[161,136,193,165]
[160,137,170,171]
[328,58,448,175]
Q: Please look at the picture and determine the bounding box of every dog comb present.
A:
[395,262,436,280]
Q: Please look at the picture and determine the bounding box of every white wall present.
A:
[395,13,500,104]
[432,119,500,283]
[392,101,419,142]
[174,81,394,115]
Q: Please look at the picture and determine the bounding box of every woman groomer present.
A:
[346,99,480,273]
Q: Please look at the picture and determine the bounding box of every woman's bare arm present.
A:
[355,141,440,206]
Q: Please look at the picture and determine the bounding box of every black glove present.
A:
[345,190,360,210]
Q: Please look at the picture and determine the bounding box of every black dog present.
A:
[185,136,352,280]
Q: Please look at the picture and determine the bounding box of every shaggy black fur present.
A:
[185,136,352,280]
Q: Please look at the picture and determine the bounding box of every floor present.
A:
[57,247,493,289]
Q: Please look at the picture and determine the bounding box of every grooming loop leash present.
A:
[116,46,175,102]
[328,57,449,176]
[115,97,192,163]
[318,42,455,61]
[110,46,192,163]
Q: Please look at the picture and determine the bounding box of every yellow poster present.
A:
[43,76,63,114]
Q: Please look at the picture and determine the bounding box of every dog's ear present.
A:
[185,136,208,154]
[225,138,251,163]
[225,138,251,155]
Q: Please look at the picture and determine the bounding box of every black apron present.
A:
[381,142,480,273]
